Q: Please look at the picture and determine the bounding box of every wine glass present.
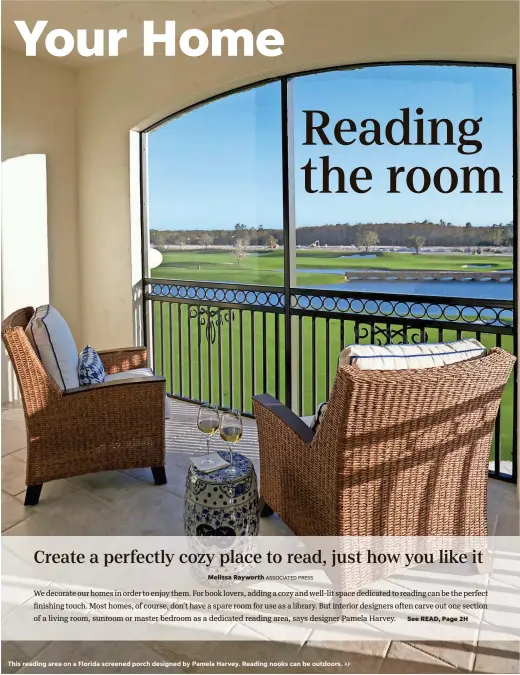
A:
[197,403,220,466]
[220,409,243,475]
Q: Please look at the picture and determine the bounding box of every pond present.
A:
[319,279,513,301]
[461,264,510,269]
[292,266,513,279]
[278,267,386,275]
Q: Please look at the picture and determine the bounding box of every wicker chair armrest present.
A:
[97,347,148,374]
[36,377,166,476]
[64,375,165,395]
[253,394,329,536]
[252,394,314,444]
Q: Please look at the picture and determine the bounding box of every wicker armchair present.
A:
[253,348,515,538]
[2,307,167,506]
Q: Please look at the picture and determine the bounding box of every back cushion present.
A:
[339,338,486,371]
[25,305,80,390]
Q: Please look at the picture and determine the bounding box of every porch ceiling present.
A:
[1,0,287,68]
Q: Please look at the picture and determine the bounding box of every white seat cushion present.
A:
[300,402,328,431]
[105,368,171,419]
[339,339,486,371]
[300,415,316,428]
[25,305,79,390]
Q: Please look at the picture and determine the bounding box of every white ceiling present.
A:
[2,0,286,67]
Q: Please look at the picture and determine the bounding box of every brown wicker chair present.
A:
[253,348,515,538]
[2,307,167,506]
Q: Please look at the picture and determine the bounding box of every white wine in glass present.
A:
[197,403,220,465]
[220,409,243,474]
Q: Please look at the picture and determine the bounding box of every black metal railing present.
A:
[144,278,516,483]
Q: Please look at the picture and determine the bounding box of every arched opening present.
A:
[141,61,516,481]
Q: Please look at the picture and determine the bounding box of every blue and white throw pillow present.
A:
[78,346,106,386]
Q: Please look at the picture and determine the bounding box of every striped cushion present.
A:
[339,339,486,371]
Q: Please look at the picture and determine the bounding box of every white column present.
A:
[285,79,300,411]
[130,130,148,348]
[1,154,49,402]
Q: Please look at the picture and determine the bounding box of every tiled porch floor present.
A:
[2,399,519,673]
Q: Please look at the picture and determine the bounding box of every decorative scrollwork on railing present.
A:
[189,306,234,344]
[355,324,427,346]
[409,330,426,344]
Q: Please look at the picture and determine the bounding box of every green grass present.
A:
[152,249,342,286]
[150,249,514,466]
[152,248,513,286]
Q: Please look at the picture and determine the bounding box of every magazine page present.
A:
[1,1,519,674]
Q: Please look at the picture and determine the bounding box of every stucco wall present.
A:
[1,48,81,341]
[76,0,519,348]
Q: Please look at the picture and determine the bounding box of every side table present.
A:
[184,451,260,537]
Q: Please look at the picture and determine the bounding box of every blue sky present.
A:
[148,65,514,230]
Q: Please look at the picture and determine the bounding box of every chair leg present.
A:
[24,484,42,506]
[259,496,274,517]
[151,466,167,486]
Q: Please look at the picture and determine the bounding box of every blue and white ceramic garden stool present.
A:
[184,452,260,537]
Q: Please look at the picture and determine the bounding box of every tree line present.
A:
[150,220,513,249]
[150,224,279,248]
